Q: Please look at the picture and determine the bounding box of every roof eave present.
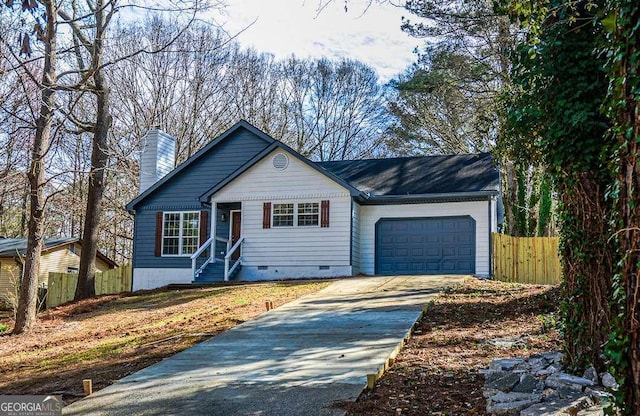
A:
[357,190,499,204]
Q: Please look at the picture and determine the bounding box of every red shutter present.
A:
[155,212,163,257]
[263,202,271,228]
[321,200,330,228]
[199,210,208,257]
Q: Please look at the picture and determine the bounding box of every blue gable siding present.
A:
[132,129,271,269]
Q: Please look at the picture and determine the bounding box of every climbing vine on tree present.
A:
[601,0,640,412]
[497,0,617,380]
[498,0,640,411]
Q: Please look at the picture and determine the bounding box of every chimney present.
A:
[138,127,176,194]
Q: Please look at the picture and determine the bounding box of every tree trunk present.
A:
[559,173,613,373]
[13,1,57,335]
[608,2,640,410]
[75,1,112,301]
[615,51,640,416]
[618,135,640,415]
[502,160,518,235]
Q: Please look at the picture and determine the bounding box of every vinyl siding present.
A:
[132,129,270,269]
[0,259,20,305]
[359,200,492,276]
[212,149,352,271]
[351,202,361,274]
[40,243,112,284]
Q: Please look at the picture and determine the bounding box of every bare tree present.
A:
[1,0,60,334]
[282,57,390,160]
[59,1,220,300]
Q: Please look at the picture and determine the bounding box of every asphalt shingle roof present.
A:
[316,152,499,196]
[0,237,77,256]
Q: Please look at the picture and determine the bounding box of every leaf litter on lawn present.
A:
[343,278,560,416]
[0,280,329,404]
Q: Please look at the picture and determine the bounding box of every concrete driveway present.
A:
[63,275,466,416]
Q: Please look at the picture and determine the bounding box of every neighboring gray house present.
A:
[126,120,501,290]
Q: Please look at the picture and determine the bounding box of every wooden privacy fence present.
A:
[492,233,561,285]
[46,264,132,309]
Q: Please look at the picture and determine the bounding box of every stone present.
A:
[536,364,561,376]
[545,373,587,391]
[538,351,564,364]
[512,373,541,393]
[600,372,619,390]
[557,373,597,386]
[521,396,595,416]
[577,408,605,415]
[490,358,526,371]
[583,366,598,384]
[488,391,541,404]
[485,372,521,393]
[541,387,559,401]
[487,336,528,349]
[585,387,613,401]
[487,399,540,416]
[555,385,584,399]
[482,352,606,416]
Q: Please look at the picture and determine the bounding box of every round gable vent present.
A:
[272,153,289,170]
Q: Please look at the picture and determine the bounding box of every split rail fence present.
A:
[46,264,132,309]
[491,233,561,285]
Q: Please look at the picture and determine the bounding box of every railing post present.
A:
[210,202,216,263]
[224,257,230,281]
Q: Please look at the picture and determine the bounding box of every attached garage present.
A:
[375,216,476,275]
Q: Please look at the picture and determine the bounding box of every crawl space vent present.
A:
[272,153,289,170]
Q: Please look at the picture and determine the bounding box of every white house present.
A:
[126,121,501,290]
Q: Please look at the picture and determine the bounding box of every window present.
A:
[67,266,79,274]
[271,202,320,227]
[162,211,200,255]
[272,203,294,227]
[297,202,319,226]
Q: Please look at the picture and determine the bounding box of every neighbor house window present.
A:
[162,211,200,255]
[272,203,294,227]
[297,202,319,226]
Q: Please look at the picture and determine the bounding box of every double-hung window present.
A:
[272,202,319,227]
[297,202,319,226]
[272,203,294,227]
[162,211,200,255]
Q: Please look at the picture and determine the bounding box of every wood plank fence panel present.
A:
[46,264,132,309]
[492,233,561,285]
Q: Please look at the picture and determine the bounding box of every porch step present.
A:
[193,262,224,284]
[192,260,242,284]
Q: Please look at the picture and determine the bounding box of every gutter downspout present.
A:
[488,197,493,279]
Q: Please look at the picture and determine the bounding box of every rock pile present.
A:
[482,352,614,415]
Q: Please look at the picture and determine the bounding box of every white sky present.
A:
[218,0,421,82]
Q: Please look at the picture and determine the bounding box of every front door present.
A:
[230,211,242,260]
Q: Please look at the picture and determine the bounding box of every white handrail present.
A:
[191,236,214,279]
[224,236,244,281]
[191,236,214,260]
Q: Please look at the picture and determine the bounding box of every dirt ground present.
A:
[0,280,329,402]
[344,278,561,416]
